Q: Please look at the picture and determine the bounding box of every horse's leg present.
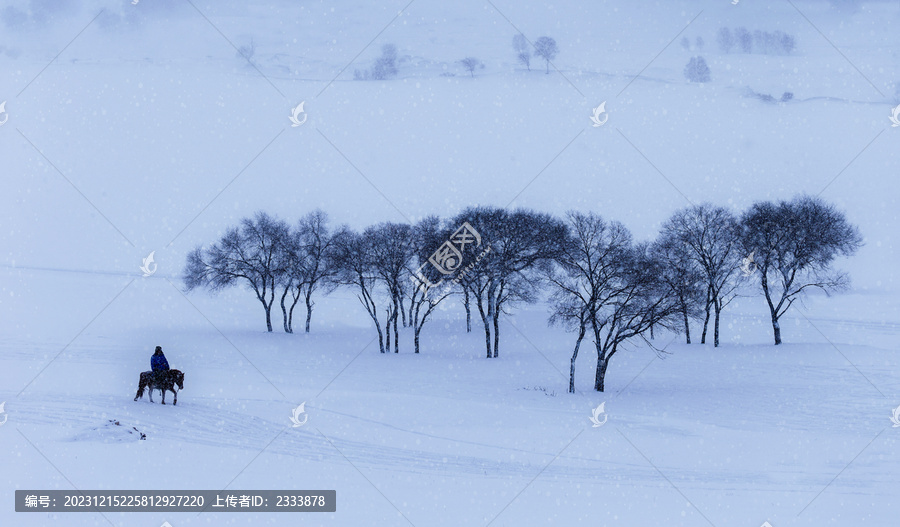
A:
[161,388,166,405]
[173,389,177,406]
[148,385,154,403]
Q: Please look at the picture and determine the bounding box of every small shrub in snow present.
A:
[745,88,795,104]
[684,56,711,83]
[236,39,255,62]
[512,34,530,71]
[459,57,483,77]
[354,43,399,80]
[520,386,557,397]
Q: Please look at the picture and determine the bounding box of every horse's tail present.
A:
[134,373,147,401]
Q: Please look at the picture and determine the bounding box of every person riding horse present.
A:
[151,346,169,386]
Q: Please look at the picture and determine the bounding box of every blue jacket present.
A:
[151,353,169,372]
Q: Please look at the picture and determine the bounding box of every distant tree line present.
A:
[183,195,861,392]
[717,27,796,55]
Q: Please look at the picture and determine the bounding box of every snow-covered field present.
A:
[1,0,898,525]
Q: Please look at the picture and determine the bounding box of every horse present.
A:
[134,369,184,405]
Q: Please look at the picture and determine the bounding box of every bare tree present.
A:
[660,204,742,347]
[454,207,567,358]
[533,36,558,74]
[512,34,530,70]
[407,217,457,353]
[295,210,339,333]
[278,230,304,333]
[548,212,631,392]
[265,211,340,334]
[651,233,705,344]
[366,222,414,353]
[740,195,862,345]
[407,217,444,325]
[548,212,681,392]
[184,212,290,332]
[735,27,753,53]
[354,43,399,80]
[459,57,482,77]
[717,27,735,53]
[331,228,388,352]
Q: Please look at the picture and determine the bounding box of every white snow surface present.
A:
[1,0,898,526]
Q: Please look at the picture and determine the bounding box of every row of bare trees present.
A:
[183,195,861,392]
[184,210,338,334]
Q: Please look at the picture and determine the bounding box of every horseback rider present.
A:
[151,346,170,385]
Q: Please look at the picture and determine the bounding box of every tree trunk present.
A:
[569,322,586,394]
[304,288,314,333]
[713,300,721,347]
[594,355,609,392]
[393,296,400,353]
[700,286,711,344]
[385,307,391,352]
[400,296,407,328]
[280,286,292,333]
[359,285,385,353]
[409,294,418,329]
[375,322,385,353]
[490,283,503,358]
[482,319,492,358]
[288,302,296,334]
[414,325,421,354]
[682,304,691,344]
[701,306,710,344]
[492,308,500,358]
[772,314,782,345]
[478,288,494,358]
[260,296,274,333]
[761,272,782,345]
[464,288,471,333]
